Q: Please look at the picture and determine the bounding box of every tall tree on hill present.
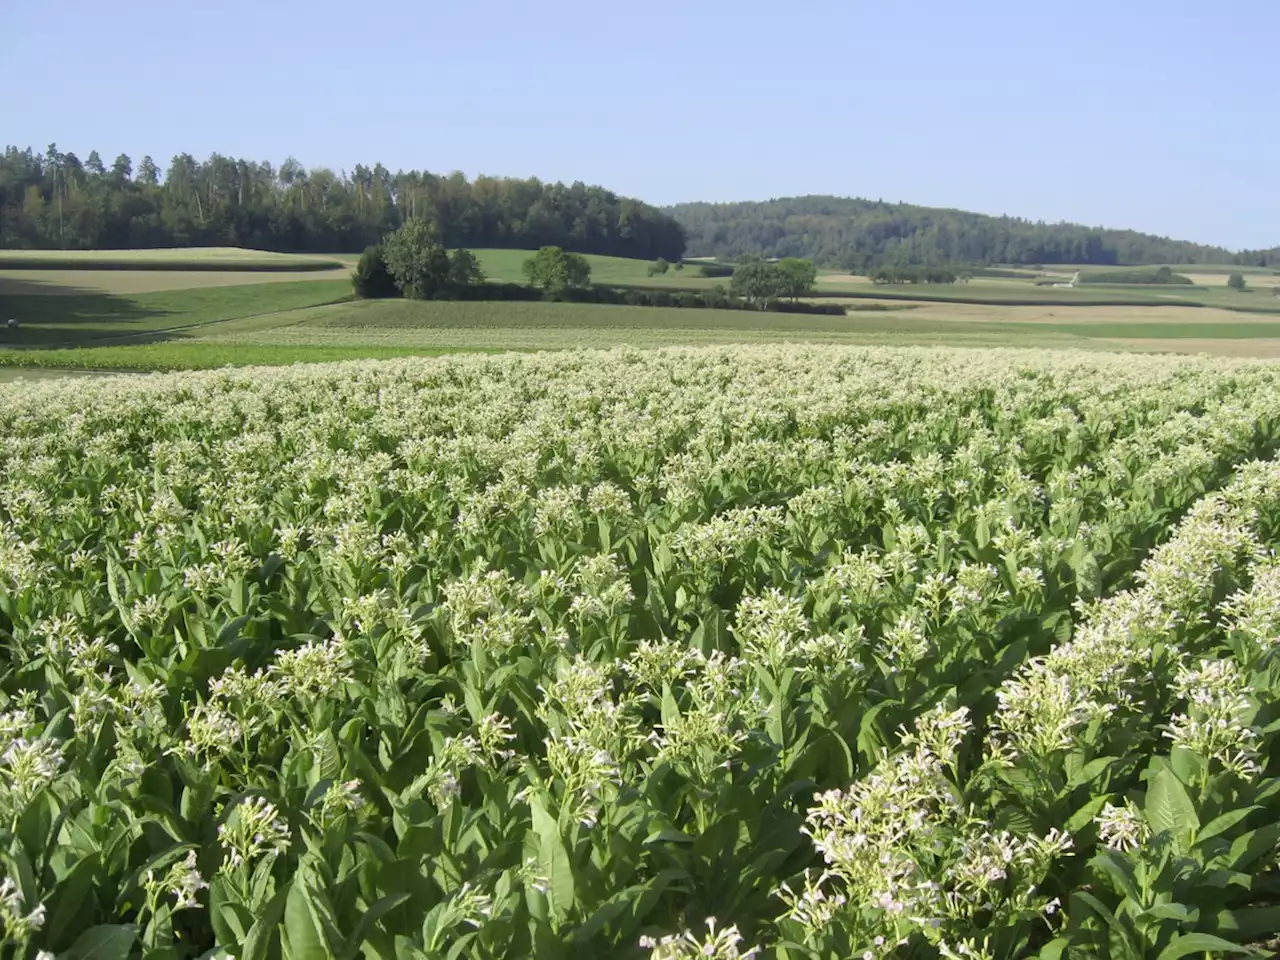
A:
[111,154,132,184]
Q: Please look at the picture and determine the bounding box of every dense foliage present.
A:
[0,145,686,261]
[380,219,454,300]
[1077,266,1193,285]
[669,196,1280,271]
[2,348,1280,958]
[366,280,846,314]
[355,222,488,301]
[729,259,818,306]
[351,246,399,299]
[522,247,592,294]
[871,266,961,284]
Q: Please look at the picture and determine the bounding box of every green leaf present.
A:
[530,794,575,922]
[1198,806,1258,845]
[1074,550,1101,598]
[1146,767,1199,850]
[284,870,338,960]
[1156,933,1260,960]
[240,881,293,960]
[1170,745,1206,784]
[660,682,681,731]
[209,877,253,949]
[1091,850,1141,903]
[1067,755,1119,790]
[1227,823,1280,870]
[1067,793,1112,833]
[343,893,411,958]
[1142,902,1198,923]
[570,884,645,944]
[1211,906,1280,939]
[64,925,139,960]
[856,700,893,764]
[44,852,99,951]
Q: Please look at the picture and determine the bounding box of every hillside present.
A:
[668,195,1280,271]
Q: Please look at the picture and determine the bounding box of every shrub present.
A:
[350,245,399,299]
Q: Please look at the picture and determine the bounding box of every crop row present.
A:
[0,348,1278,958]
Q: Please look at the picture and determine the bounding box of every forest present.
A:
[7,144,1277,272]
[669,195,1280,270]
[0,145,687,261]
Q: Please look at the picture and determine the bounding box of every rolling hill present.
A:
[668,195,1280,271]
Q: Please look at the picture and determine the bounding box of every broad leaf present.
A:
[64,925,139,960]
[530,795,575,922]
[1146,767,1199,850]
[1156,933,1260,960]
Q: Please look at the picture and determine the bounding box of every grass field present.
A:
[0,279,351,345]
[200,299,1280,350]
[0,267,353,296]
[1040,262,1280,277]
[811,275,1280,311]
[6,295,1280,373]
[0,247,344,271]
[4,247,1280,375]
[474,249,727,288]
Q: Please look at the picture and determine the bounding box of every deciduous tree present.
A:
[776,258,817,300]
[523,246,592,293]
[448,248,486,287]
[382,218,451,299]
[730,259,786,307]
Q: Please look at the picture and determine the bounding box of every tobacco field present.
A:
[2,346,1280,959]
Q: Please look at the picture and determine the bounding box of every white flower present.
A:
[218,797,290,870]
[1095,801,1150,852]
[639,916,760,959]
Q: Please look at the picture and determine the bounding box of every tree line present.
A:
[668,195,1280,271]
[0,144,686,260]
[1076,266,1193,285]
[355,221,840,316]
[870,265,961,284]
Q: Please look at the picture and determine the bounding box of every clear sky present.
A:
[3,0,1276,250]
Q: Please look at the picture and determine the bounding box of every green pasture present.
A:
[0,280,350,345]
[0,247,344,271]
[1039,262,1279,277]
[810,278,1280,311]
[4,294,1280,373]
[206,299,1280,347]
[473,249,725,288]
[3,246,1280,376]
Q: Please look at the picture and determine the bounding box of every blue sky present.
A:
[3,0,1276,249]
